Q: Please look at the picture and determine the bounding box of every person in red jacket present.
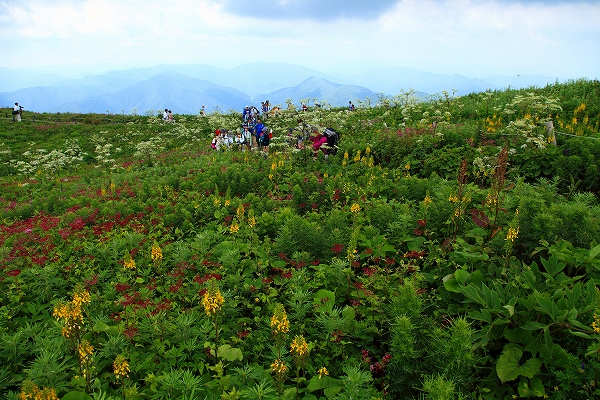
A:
[310,127,329,159]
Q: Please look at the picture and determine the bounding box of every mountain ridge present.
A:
[0,62,561,114]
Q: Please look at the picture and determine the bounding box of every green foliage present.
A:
[1,80,600,399]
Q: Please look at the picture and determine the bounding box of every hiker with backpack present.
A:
[310,127,340,159]
[13,102,23,122]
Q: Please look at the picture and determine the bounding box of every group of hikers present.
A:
[210,101,340,159]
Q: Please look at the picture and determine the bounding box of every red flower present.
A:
[236,330,249,338]
[115,282,131,293]
[6,269,21,277]
[331,244,345,254]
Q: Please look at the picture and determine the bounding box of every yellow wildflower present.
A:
[448,195,459,203]
[247,215,256,229]
[591,313,600,334]
[236,204,245,219]
[270,304,290,334]
[151,243,163,263]
[423,194,432,206]
[19,380,59,400]
[505,227,520,242]
[78,339,94,364]
[202,283,225,316]
[230,223,240,234]
[350,203,361,214]
[318,366,329,379]
[123,253,136,270]
[271,359,287,374]
[113,354,130,379]
[213,197,221,206]
[290,335,309,357]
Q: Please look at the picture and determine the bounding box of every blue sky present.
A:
[1,0,598,79]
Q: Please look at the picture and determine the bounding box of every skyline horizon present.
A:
[2,1,598,84]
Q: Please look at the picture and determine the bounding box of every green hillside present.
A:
[1,79,599,399]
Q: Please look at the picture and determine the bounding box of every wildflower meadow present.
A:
[1,79,600,399]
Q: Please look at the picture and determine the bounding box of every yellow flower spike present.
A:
[78,339,94,363]
[151,243,163,264]
[318,366,329,379]
[236,204,245,219]
[247,214,256,229]
[230,222,240,234]
[270,304,290,334]
[505,226,520,242]
[271,359,287,374]
[113,354,130,380]
[350,203,361,214]
[290,335,309,357]
[202,282,225,316]
[423,193,433,206]
[123,252,136,270]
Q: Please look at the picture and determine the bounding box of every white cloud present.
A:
[0,0,598,79]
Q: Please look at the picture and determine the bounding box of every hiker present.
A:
[302,103,308,112]
[348,101,355,111]
[241,126,252,151]
[163,109,169,121]
[200,106,206,116]
[167,110,174,123]
[310,127,328,159]
[258,128,271,153]
[13,102,23,122]
[254,119,265,147]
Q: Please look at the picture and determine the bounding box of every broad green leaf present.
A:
[443,277,461,293]
[590,244,600,259]
[468,309,492,324]
[217,344,243,361]
[314,289,335,313]
[61,392,93,400]
[455,269,470,285]
[521,321,548,331]
[518,377,545,397]
[496,347,542,382]
[92,321,110,333]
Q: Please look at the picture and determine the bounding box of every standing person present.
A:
[13,102,23,122]
[254,119,265,148]
[200,105,206,116]
[242,126,252,151]
[167,110,174,123]
[348,101,355,111]
[163,108,169,121]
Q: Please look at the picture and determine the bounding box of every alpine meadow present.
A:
[1,79,600,400]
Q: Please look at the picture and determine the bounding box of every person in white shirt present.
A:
[13,102,22,122]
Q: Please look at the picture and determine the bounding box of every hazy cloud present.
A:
[217,0,402,20]
[0,0,598,80]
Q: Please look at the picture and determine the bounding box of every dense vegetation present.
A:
[1,78,600,400]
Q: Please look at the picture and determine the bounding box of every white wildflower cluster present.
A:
[12,139,87,177]
[134,136,165,158]
[90,133,119,170]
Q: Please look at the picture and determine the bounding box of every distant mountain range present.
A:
[0,62,564,114]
